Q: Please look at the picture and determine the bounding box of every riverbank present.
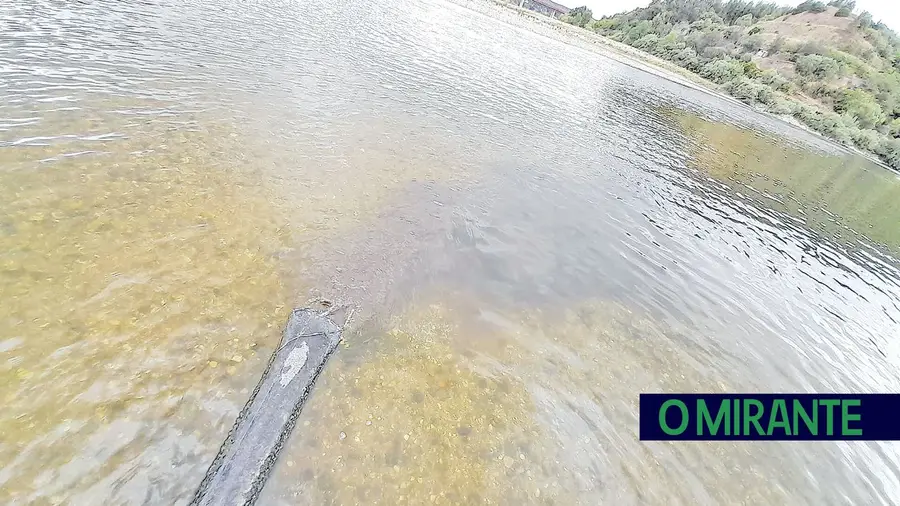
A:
[448,0,897,171]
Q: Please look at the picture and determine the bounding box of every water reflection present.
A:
[2,0,900,504]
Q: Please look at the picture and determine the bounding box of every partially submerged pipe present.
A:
[191,307,343,506]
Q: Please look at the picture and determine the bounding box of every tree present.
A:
[742,33,766,52]
[674,47,701,71]
[562,6,593,28]
[858,11,873,28]
[827,0,856,9]
[735,13,754,26]
[793,1,827,14]
[889,117,900,138]
[795,54,842,79]
[835,7,851,17]
[634,33,661,51]
[700,59,745,83]
[836,89,887,128]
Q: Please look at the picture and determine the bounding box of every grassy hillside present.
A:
[564,0,900,169]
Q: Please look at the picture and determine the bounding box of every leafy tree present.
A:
[689,30,727,53]
[625,20,654,43]
[792,1,827,14]
[827,0,855,9]
[888,118,900,139]
[735,13,754,26]
[849,127,882,150]
[795,54,842,79]
[888,117,900,138]
[742,60,763,77]
[857,11,873,28]
[874,138,900,167]
[634,33,661,51]
[700,59,745,83]
[758,69,793,91]
[742,33,766,52]
[836,89,887,128]
[674,47,701,71]
[562,6,593,28]
[794,40,828,56]
[724,78,774,103]
[702,46,729,59]
[654,32,687,59]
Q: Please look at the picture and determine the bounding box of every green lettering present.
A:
[842,399,862,436]
[743,399,765,435]
[793,399,817,435]
[698,399,730,436]
[820,399,840,435]
[767,399,791,436]
[659,400,689,435]
[734,396,741,435]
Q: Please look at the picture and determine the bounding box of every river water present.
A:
[2,0,899,504]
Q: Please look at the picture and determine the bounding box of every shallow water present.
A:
[1,0,899,504]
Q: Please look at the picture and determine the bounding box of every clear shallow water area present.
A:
[1,0,899,504]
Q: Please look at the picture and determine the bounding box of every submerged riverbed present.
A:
[1,0,899,504]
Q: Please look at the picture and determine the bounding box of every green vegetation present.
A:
[561,6,592,28]
[561,0,900,170]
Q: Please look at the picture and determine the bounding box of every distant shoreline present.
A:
[444,0,897,172]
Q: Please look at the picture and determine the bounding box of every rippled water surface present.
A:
[2,0,900,504]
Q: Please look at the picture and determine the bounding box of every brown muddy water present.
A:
[1,0,899,504]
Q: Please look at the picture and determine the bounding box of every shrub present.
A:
[874,138,900,168]
[735,14,754,27]
[794,41,828,56]
[742,61,762,78]
[802,80,841,99]
[793,1,827,14]
[633,33,660,51]
[673,47,701,71]
[758,70,792,92]
[625,21,653,44]
[724,78,775,104]
[725,26,744,42]
[742,33,766,52]
[748,26,762,36]
[702,46,729,59]
[849,127,882,151]
[794,105,854,143]
[691,31,726,53]
[889,117,900,138]
[767,96,798,115]
[591,18,620,32]
[835,89,887,129]
[653,33,687,60]
[835,7,851,17]
[562,6,593,28]
[795,54,842,79]
[700,59,745,84]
